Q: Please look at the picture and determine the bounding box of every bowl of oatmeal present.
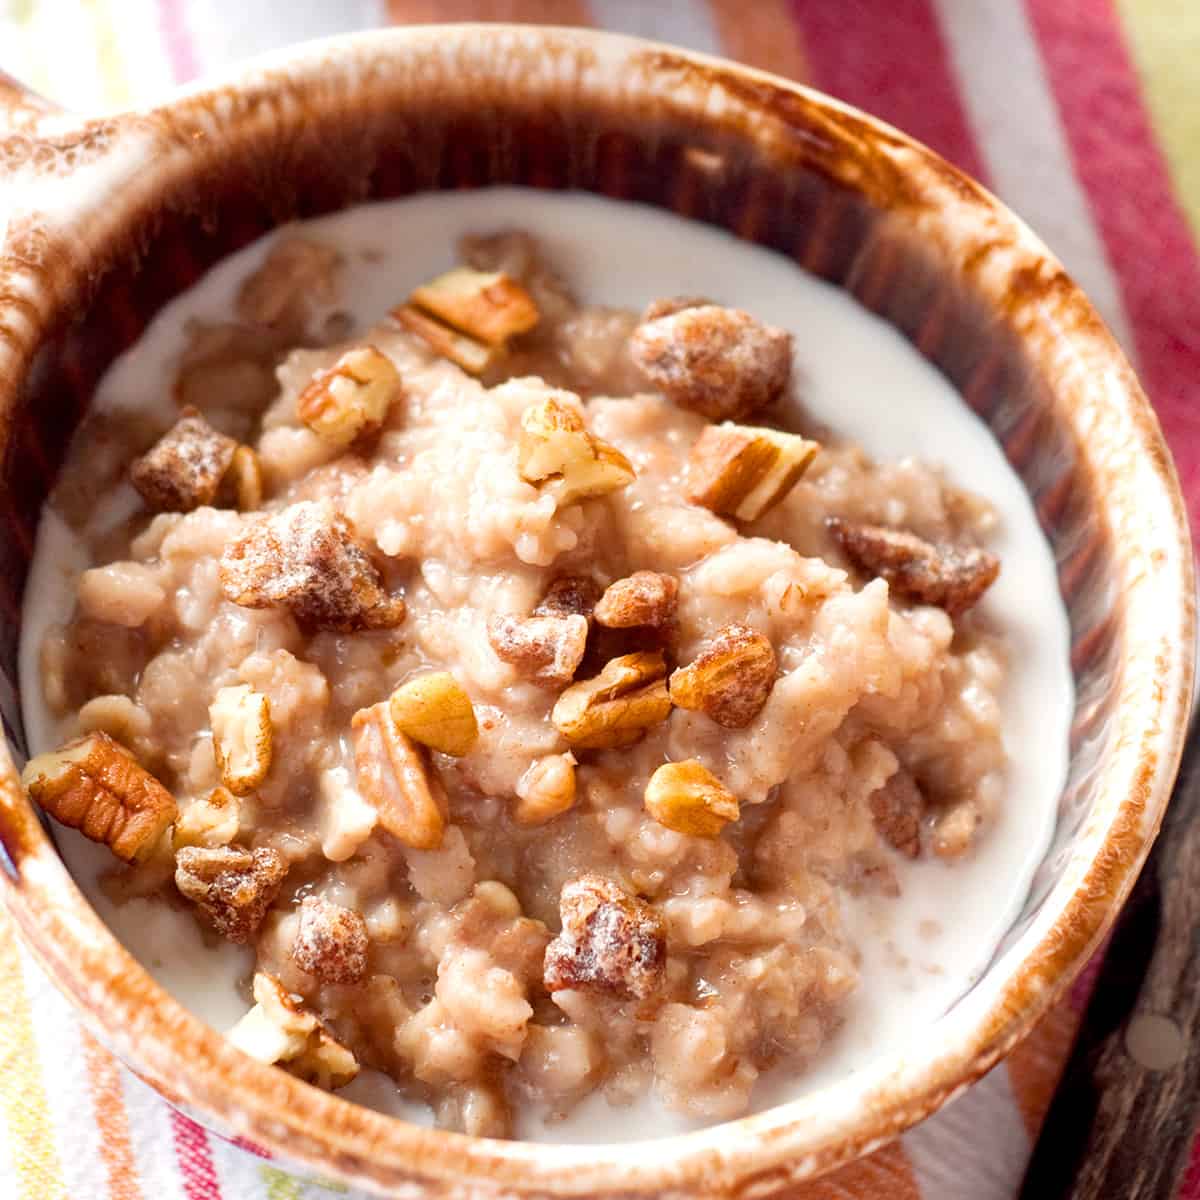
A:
[0,25,1192,1198]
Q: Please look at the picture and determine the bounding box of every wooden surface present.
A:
[1021,724,1200,1199]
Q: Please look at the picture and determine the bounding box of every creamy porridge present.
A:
[19,190,1072,1141]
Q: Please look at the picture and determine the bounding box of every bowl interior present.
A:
[0,27,1186,1193]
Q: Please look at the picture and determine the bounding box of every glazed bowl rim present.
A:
[0,24,1193,1196]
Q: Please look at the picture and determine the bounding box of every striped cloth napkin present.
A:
[1,3,1197,1198]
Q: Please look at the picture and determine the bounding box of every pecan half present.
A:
[130,409,237,513]
[392,305,495,375]
[644,760,739,838]
[869,769,924,860]
[209,684,272,796]
[291,895,369,984]
[173,787,241,850]
[219,500,405,632]
[826,518,1000,617]
[236,237,341,332]
[488,613,589,688]
[351,700,445,849]
[544,874,666,1001]
[669,623,777,729]
[630,305,792,421]
[22,732,177,862]
[594,571,678,630]
[388,672,478,757]
[225,445,264,511]
[685,423,819,521]
[409,266,540,346]
[297,345,400,449]
[551,652,671,750]
[517,397,635,505]
[175,844,287,943]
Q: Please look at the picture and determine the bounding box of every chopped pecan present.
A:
[641,295,711,322]
[931,800,981,860]
[209,684,272,796]
[388,672,478,757]
[173,787,241,850]
[594,571,678,629]
[351,700,445,849]
[534,575,602,622]
[175,844,287,943]
[219,500,406,632]
[826,518,1000,617]
[297,345,400,449]
[630,305,792,421]
[291,895,370,984]
[543,874,666,1001]
[236,237,341,332]
[551,652,671,750]
[686,423,820,521]
[228,972,359,1090]
[409,266,540,347]
[487,612,589,687]
[644,760,739,838]
[669,623,776,729]
[225,445,264,511]
[514,752,577,826]
[869,769,924,859]
[517,396,636,505]
[130,409,237,513]
[22,732,177,863]
[393,305,495,375]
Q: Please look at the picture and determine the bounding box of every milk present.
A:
[19,189,1073,1141]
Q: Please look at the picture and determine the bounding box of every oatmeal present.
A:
[20,191,1072,1141]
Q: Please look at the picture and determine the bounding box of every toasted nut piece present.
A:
[826,518,1000,617]
[517,397,636,505]
[228,972,359,1090]
[594,571,678,629]
[392,304,495,375]
[870,769,924,859]
[210,684,272,796]
[22,732,177,863]
[551,652,671,750]
[544,874,666,1000]
[130,409,238,513]
[534,575,602,622]
[644,760,739,838]
[409,267,539,346]
[931,800,981,860]
[351,700,445,849]
[630,305,792,421]
[174,844,287,943]
[173,787,241,850]
[227,445,264,511]
[669,622,777,729]
[297,345,400,449]
[514,752,577,825]
[236,238,340,332]
[220,500,405,632]
[388,672,478,757]
[686,423,819,521]
[292,895,370,984]
[488,613,589,688]
[641,295,711,322]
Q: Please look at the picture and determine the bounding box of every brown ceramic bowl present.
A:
[0,25,1193,1197]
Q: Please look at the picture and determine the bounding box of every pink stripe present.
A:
[1027,0,1200,544]
[157,0,200,84]
[170,1111,222,1200]
[789,0,988,182]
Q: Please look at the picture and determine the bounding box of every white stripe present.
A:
[587,0,722,57]
[183,0,387,77]
[902,1064,1032,1199]
[933,0,1137,358]
[108,0,178,105]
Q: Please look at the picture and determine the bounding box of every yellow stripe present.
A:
[0,915,67,1200]
[81,0,137,109]
[1114,0,1200,242]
